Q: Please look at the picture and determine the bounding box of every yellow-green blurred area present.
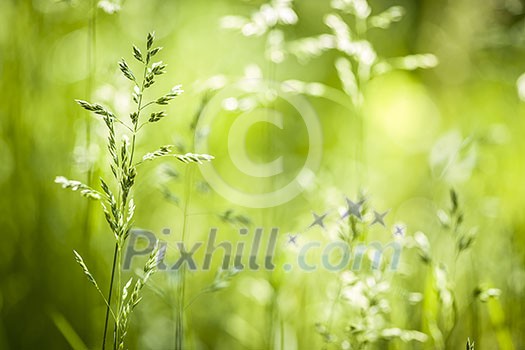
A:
[1,0,525,349]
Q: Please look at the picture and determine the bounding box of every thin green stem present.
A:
[184,290,206,311]
[114,118,133,132]
[102,243,118,350]
[139,100,155,111]
[136,121,149,132]
[175,167,194,349]
[114,243,123,350]
[128,64,148,167]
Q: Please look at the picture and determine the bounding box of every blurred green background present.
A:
[0,0,524,349]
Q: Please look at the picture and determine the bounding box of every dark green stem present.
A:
[102,243,118,350]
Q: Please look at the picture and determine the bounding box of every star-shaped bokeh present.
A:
[341,197,364,220]
[393,224,406,237]
[370,210,389,227]
[309,211,328,229]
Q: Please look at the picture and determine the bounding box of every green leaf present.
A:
[156,85,184,104]
[132,45,143,62]
[147,32,155,50]
[149,47,162,57]
[118,59,136,81]
[73,250,99,288]
[148,111,166,123]
[150,61,167,76]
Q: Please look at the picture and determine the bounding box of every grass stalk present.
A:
[102,243,118,350]
[174,166,193,349]
[57,32,212,349]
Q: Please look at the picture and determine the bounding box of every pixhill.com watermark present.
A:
[194,77,323,209]
[124,228,402,272]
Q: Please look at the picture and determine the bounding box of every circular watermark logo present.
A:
[194,78,322,208]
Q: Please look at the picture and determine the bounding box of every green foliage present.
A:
[2,0,524,349]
